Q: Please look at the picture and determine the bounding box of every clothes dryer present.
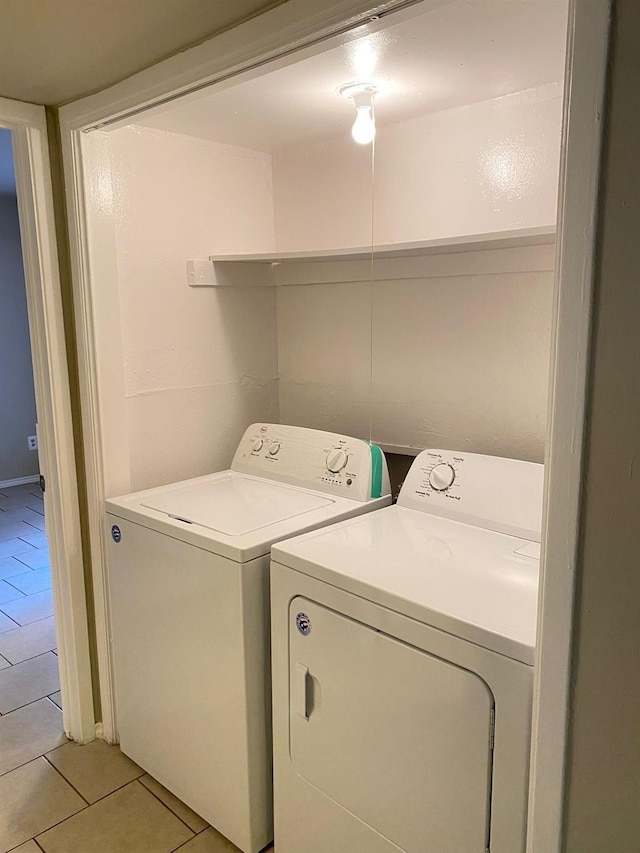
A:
[106,423,390,853]
[270,449,543,853]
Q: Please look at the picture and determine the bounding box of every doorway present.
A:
[58,0,611,849]
[0,99,94,745]
[0,126,61,729]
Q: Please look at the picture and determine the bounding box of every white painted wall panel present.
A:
[82,131,131,499]
[369,270,554,461]
[373,86,562,245]
[126,380,278,489]
[272,85,561,251]
[107,126,278,490]
[276,281,373,440]
[273,138,373,252]
[277,256,554,462]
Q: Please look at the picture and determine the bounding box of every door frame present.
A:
[0,98,95,742]
[527,3,611,847]
[58,0,611,846]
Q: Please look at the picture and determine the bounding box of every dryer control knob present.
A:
[429,463,455,491]
[268,441,281,456]
[252,438,264,452]
[326,449,348,473]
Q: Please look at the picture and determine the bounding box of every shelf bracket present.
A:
[187,258,275,287]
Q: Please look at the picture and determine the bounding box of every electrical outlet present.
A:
[27,435,38,451]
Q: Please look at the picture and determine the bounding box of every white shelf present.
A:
[187,225,556,287]
[212,226,555,263]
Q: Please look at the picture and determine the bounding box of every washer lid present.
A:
[141,476,333,536]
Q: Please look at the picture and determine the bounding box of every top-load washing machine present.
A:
[105,423,391,853]
[270,448,544,853]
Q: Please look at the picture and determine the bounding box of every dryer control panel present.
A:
[398,449,543,542]
[231,423,391,503]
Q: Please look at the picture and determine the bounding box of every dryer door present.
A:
[289,597,494,852]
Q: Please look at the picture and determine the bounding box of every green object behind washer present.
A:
[369,443,384,498]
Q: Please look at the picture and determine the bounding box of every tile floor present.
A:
[0,484,274,852]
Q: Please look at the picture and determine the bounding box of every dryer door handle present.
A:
[294,663,310,721]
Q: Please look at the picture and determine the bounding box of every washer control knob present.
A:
[268,441,281,456]
[429,463,455,491]
[252,438,264,452]
[326,448,348,473]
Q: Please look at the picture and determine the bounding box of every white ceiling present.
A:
[0,0,286,106]
[137,0,569,152]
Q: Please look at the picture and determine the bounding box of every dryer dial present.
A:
[429,463,455,492]
[268,441,281,456]
[252,438,264,452]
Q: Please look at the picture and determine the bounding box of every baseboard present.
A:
[0,474,40,489]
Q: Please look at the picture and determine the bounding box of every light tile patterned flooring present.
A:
[0,484,274,852]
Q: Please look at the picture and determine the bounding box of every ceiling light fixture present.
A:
[338,82,378,145]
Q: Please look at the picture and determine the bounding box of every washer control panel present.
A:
[398,448,544,542]
[231,423,390,502]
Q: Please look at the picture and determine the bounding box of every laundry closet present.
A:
[83,0,567,502]
[74,2,574,850]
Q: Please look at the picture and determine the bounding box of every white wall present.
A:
[277,245,554,462]
[0,192,39,482]
[272,86,560,462]
[272,85,562,250]
[94,126,279,492]
[89,83,560,491]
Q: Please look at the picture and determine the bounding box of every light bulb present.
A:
[352,105,376,145]
[338,82,378,146]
